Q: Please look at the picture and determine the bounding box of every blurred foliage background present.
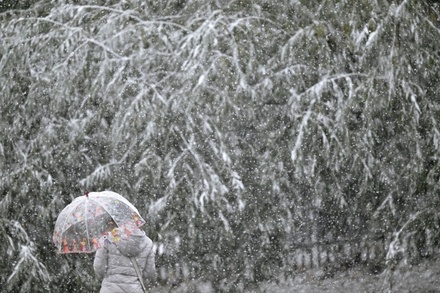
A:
[1,0,439,291]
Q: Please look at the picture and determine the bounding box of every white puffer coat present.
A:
[93,229,156,293]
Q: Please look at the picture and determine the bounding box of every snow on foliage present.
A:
[0,0,439,291]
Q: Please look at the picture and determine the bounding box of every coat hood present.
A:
[115,228,148,257]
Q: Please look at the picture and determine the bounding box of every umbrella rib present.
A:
[88,196,141,228]
[87,197,118,224]
[87,197,125,232]
[58,199,84,237]
[84,197,91,251]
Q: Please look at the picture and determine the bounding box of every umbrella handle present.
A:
[130,256,148,293]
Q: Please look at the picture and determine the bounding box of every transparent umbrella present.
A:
[53,191,145,253]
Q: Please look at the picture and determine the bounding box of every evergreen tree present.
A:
[0,0,439,291]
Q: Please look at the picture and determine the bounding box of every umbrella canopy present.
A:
[53,191,145,254]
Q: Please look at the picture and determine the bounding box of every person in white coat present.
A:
[94,227,156,293]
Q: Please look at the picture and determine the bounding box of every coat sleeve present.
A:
[142,245,157,283]
[93,247,108,280]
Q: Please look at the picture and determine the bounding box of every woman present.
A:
[94,227,156,293]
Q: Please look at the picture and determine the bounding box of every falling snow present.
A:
[1,0,440,292]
